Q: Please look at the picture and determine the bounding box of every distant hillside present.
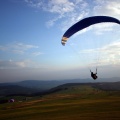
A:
[0,80,68,90]
[0,77,120,91]
[0,85,40,96]
[0,78,120,96]
[50,82,120,92]
[16,80,67,90]
[92,82,120,90]
[31,82,120,97]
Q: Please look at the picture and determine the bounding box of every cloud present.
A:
[92,23,118,35]
[48,0,89,29]
[79,40,120,66]
[0,60,27,69]
[93,0,120,18]
[44,0,75,14]
[25,0,75,14]
[91,0,120,34]
[25,0,120,35]
[25,0,89,28]
[0,46,7,51]
[0,42,39,55]
[100,41,120,64]
[32,52,44,56]
[0,59,46,69]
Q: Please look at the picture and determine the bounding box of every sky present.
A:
[0,0,120,83]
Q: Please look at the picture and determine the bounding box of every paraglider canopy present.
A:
[61,16,120,45]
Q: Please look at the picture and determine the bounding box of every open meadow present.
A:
[0,85,120,120]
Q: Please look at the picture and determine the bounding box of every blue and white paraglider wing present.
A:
[61,16,120,45]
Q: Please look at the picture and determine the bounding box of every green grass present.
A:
[0,86,120,120]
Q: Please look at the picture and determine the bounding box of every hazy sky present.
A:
[0,0,120,83]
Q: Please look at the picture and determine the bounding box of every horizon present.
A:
[0,77,120,84]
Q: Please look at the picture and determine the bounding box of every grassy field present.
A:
[0,85,120,120]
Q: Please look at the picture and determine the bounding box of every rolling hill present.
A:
[0,78,120,97]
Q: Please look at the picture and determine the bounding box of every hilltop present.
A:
[0,78,120,96]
